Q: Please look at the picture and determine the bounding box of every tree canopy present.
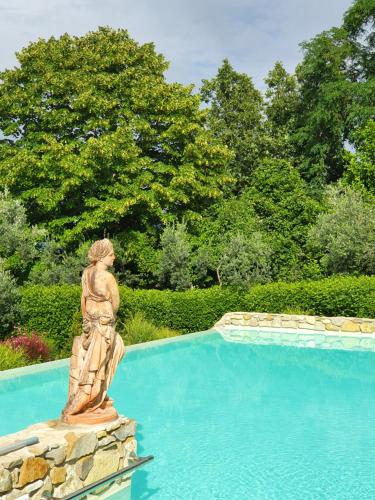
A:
[0,0,374,295]
[0,27,232,244]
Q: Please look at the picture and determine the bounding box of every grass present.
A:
[120,312,180,345]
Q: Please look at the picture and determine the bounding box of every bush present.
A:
[0,264,20,339]
[20,285,81,350]
[20,276,375,354]
[120,312,179,345]
[5,330,50,362]
[0,343,28,371]
[242,276,375,318]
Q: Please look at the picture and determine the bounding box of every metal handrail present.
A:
[60,455,154,500]
[0,437,39,456]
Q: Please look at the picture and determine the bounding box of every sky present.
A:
[0,0,354,90]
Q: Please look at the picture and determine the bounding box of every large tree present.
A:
[0,28,232,244]
[294,0,375,188]
[201,59,265,191]
[264,61,299,161]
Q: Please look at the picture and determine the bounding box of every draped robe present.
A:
[62,266,125,421]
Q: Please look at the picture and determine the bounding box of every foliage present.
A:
[294,0,375,188]
[246,159,321,279]
[0,263,20,339]
[243,275,375,318]
[20,285,81,350]
[201,59,264,190]
[264,62,298,159]
[157,221,192,290]
[0,27,232,244]
[27,240,88,286]
[5,329,50,361]
[120,312,179,345]
[343,120,375,195]
[295,28,353,186]
[111,231,159,288]
[343,0,375,81]
[217,232,272,288]
[307,185,375,275]
[0,191,46,282]
[0,343,28,371]
[189,192,265,286]
[20,277,375,350]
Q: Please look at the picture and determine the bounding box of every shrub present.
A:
[0,264,20,339]
[120,312,179,345]
[307,186,375,275]
[20,285,81,350]
[20,276,375,353]
[5,330,50,362]
[0,343,28,371]
[242,276,375,318]
[157,222,192,291]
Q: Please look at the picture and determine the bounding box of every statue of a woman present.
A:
[62,239,125,424]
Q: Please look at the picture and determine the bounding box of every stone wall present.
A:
[215,312,375,333]
[214,312,375,351]
[0,416,136,499]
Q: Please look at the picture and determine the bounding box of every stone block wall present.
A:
[215,312,375,333]
[214,312,375,351]
[0,416,136,499]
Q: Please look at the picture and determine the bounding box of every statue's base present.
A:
[62,406,119,425]
[0,416,136,499]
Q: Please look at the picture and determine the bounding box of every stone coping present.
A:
[0,330,213,382]
[0,416,136,499]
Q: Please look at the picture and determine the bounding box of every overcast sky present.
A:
[0,0,353,90]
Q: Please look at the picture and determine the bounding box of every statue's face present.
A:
[101,250,115,267]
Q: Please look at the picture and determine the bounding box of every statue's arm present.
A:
[81,292,87,319]
[107,273,120,315]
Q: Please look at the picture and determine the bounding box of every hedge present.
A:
[20,276,375,350]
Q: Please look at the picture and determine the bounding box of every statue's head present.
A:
[88,238,115,266]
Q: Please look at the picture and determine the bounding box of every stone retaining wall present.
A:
[0,416,136,499]
[215,312,375,333]
[214,312,375,351]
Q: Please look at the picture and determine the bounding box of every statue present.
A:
[61,239,125,425]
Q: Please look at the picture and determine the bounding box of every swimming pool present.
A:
[2,331,375,499]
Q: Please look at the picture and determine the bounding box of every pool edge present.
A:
[0,330,215,381]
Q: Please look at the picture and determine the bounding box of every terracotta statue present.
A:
[62,239,125,425]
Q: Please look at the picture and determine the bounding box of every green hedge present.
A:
[20,276,375,350]
[243,276,375,318]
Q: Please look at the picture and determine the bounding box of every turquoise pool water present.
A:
[2,331,375,499]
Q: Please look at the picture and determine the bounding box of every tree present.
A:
[295,28,353,187]
[217,232,272,289]
[343,120,375,195]
[246,159,321,279]
[264,61,298,160]
[294,0,375,188]
[201,59,265,190]
[343,0,375,81]
[0,190,46,282]
[0,28,232,245]
[27,240,88,286]
[189,191,263,287]
[307,185,375,275]
[0,263,20,338]
[157,221,192,291]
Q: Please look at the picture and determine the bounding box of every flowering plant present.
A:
[5,330,50,362]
